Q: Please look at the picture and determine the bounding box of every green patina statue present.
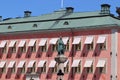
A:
[57,37,65,55]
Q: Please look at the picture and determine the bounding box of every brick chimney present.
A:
[24,11,32,17]
[101,4,111,14]
[0,16,2,21]
[66,7,74,13]
[116,7,120,17]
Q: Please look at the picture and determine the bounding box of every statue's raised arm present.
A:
[57,37,65,55]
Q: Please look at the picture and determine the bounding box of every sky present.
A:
[0,0,120,19]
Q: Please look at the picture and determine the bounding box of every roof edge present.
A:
[0,24,118,35]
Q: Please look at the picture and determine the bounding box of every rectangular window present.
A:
[39,62,46,73]
[51,64,57,73]
[43,62,46,73]
[11,64,16,73]
[99,41,106,50]
[1,64,6,73]
[74,42,81,51]
[64,63,69,73]
[21,65,25,73]
[99,65,106,73]
[31,42,36,52]
[32,63,36,72]
[87,42,93,50]
[41,44,47,52]
[65,40,69,51]
[51,68,54,73]
[29,63,36,73]
[2,44,7,53]
[72,63,81,73]
[20,45,26,53]
[52,44,57,51]
[51,68,57,73]
[72,67,77,73]
[40,67,46,73]
[29,68,32,73]
[11,43,16,53]
[87,64,93,73]
[77,63,81,72]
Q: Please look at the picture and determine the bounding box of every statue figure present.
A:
[57,37,65,55]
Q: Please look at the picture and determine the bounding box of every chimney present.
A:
[116,7,120,17]
[66,7,74,13]
[24,11,32,17]
[0,16,2,21]
[101,4,110,14]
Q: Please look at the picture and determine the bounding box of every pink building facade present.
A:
[0,4,119,80]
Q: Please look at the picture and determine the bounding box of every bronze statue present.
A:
[57,37,65,55]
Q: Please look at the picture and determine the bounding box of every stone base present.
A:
[55,55,68,80]
[55,55,68,63]
[26,73,39,80]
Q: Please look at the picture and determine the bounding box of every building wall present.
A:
[117,29,120,80]
[0,28,112,80]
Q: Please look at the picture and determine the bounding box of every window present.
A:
[43,62,46,73]
[29,63,36,73]
[87,64,93,73]
[33,24,37,28]
[1,64,6,73]
[63,21,69,25]
[87,42,93,50]
[51,64,57,73]
[20,43,26,53]
[31,42,36,52]
[64,63,69,73]
[77,63,81,72]
[74,42,81,51]
[52,44,57,51]
[11,43,16,53]
[40,67,46,73]
[8,26,11,29]
[20,45,26,53]
[99,41,106,50]
[41,44,47,52]
[39,62,46,73]
[1,44,7,53]
[32,63,36,72]
[39,38,47,52]
[65,40,69,51]
[11,64,16,73]
[99,65,106,73]
[21,65,25,73]
[97,36,106,50]
[72,63,81,73]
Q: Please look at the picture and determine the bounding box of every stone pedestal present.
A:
[26,73,39,80]
[55,55,68,80]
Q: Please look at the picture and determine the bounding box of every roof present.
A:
[0,9,120,34]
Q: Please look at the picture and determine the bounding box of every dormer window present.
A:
[33,24,37,28]
[63,21,69,25]
[8,26,12,29]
